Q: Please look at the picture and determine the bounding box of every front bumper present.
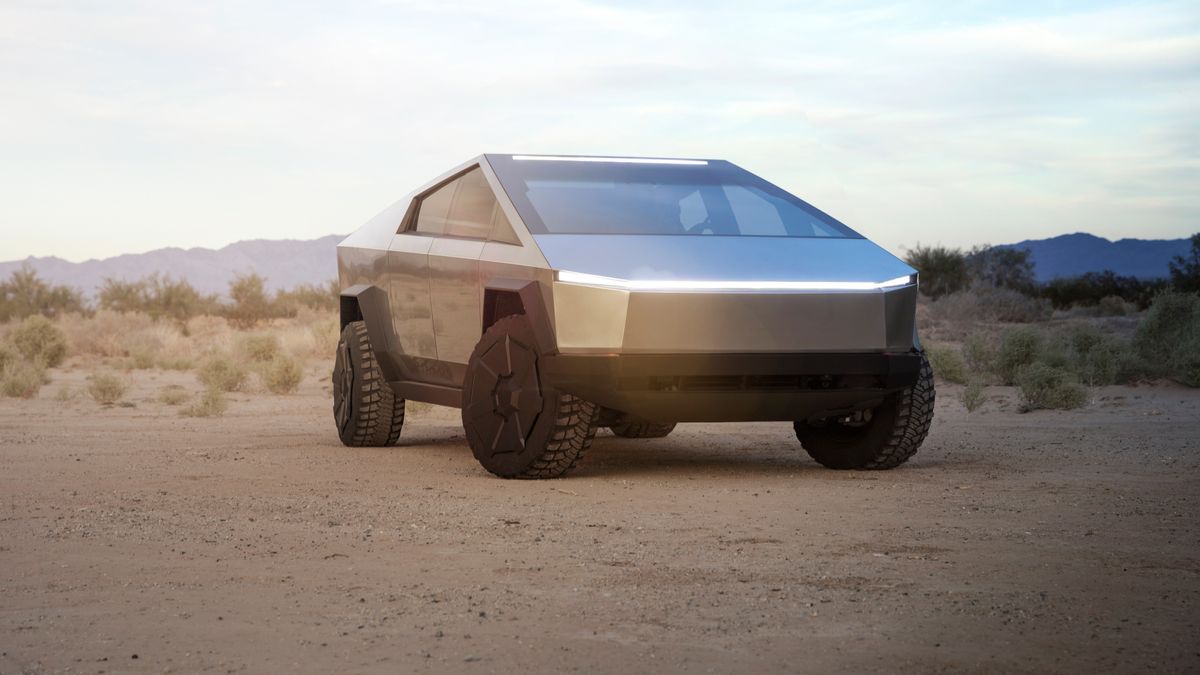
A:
[551,282,919,354]
[542,351,921,423]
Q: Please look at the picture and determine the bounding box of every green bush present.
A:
[275,280,339,313]
[197,353,247,392]
[87,372,129,405]
[225,273,294,329]
[930,286,1052,324]
[905,245,968,299]
[1,361,46,398]
[261,354,303,394]
[98,274,219,324]
[7,314,69,367]
[1041,270,1165,310]
[1168,233,1200,294]
[1016,363,1088,411]
[961,333,995,374]
[236,333,281,363]
[995,327,1043,385]
[1055,324,1124,386]
[181,388,227,417]
[926,345,968,384]
[1096,295,1132,317]
[965,245,1037,294]
[0,265,85,321]
[1133,290,1200,386]
[961,380,986,412]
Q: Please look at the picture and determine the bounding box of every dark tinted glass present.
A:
[488,156,860,238]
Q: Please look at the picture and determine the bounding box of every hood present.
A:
[533,235,915,285]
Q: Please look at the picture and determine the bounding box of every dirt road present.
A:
[2,369,1198,673]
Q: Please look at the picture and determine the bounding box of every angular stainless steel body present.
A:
[337,154,921,423]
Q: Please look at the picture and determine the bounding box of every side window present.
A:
[490,206,520,245]
[444,168,496,239]
[414,179,456,235]
[414,167,517,242]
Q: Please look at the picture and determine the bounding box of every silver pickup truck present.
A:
[333,154,934,478]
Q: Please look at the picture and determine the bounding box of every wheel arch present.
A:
[481,279,557,354]
[339,284,403,381]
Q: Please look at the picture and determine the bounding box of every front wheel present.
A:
[462,315,600,479]
[332,321,405,447]
[794,353,935,470]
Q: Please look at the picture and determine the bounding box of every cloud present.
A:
[0,0,1197,261]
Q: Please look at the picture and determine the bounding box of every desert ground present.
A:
[2,367,1198,674]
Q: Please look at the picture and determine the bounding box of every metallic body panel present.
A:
[429,237,484,366]
[549,282,917,354]
[385,234,436,360]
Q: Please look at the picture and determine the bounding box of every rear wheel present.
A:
[794,353,934,470]
[610,417,676,438]
[462,315,599,479]
[332,321,405,447]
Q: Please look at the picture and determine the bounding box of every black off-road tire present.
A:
[332,321,405,447]
[462,315,599,479]
[794,353,935,470]
[610,417,676,438]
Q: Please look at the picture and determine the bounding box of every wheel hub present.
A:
[464,334,544,456]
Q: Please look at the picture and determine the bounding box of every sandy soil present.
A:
[2,367,1198,674]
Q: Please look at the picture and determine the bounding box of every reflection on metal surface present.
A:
[557,270,915,291]
[513,155,708,166]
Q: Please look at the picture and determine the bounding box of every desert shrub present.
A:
[236,333,281,363]
[1168,233,1200,294]
[965,245,1037,294]
[7,314,69,367]
[929,287,1051,324]
[905,245,968,299]
[275,281,338,313]
[158,385,190,406]
[1049,324,1126,386]
[180,388,227,417]
[1133,290,1200,387]
[0,343,14,373]
[128,347,159,370]
[261,354,303,394]
[1041,271,1165,310]
[157,355,195,371]
[1096,295,1133,317]
[961,380,986,412]
[961,333,995,374]
[197,353,247,392]
[995,327,1042,385]
[225,273,294,329]
[54,384,79,402]
[926,345,968,384]
[1,361,46,398]
[1016,363,1088,411]
[87,372,129,405]
[0,265,85,321]
[99,274,219,323]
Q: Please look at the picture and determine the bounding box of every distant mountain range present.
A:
[0,231,1190,296]
[0,235,344,297]
[997,233,1191,282]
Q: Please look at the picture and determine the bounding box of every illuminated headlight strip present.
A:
[512,155,707,166]
[557,270,915,291]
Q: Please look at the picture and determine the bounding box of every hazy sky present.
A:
[2,0,1197,262]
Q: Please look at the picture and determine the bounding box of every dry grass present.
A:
[260,354,303,394]
[158,385,191,406]
[2,361,46,399]
[197,353,248,392]
[87,372,130,405]
[180,388,228,417]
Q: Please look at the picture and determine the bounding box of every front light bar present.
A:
[556,270,916,291]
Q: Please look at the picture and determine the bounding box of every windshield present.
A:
[487,155,861,238]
